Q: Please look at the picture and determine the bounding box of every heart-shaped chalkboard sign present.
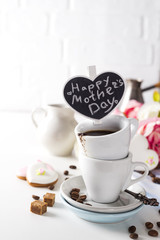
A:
[64,72,125,120]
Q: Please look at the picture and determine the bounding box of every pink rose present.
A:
[146,124,160,162]
[123,100,143,119]
[138,117,160,162]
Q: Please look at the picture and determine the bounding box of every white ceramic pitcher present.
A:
[32,104,77,156]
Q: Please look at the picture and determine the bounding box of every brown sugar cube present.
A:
[30,200,47,215]
[43,193,55,207]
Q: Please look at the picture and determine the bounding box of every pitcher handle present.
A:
[31,107,47,128]
[128,118,139,139]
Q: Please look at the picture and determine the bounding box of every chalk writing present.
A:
[64,72,125,119]
[72,95,82,105]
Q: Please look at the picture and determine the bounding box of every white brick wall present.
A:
[0,0,160,110]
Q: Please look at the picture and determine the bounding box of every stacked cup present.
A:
[75,115,149,203]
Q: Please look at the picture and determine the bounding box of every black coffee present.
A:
[78,130,117,137]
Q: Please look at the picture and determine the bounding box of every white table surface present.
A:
[1,112,160,240]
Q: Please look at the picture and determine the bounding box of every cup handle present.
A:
[122,162,149,191]
[128,118,139,139]
[31,107,47,128]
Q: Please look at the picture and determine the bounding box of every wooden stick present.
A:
[88,65,97,81]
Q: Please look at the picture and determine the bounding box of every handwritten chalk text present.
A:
[67,77,123,116]
[64,73,125,119]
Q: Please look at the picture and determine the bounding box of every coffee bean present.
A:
[79,195,87,200]
[152,177,160,184]
[71,195,79,200]
[76,198,83,203]
[70,188,80,193]
[150,198,157,201]
[32,195,40,200]
[157,222,160,228]
[70,191,79,200]
[153,202,159,206]
[71,194,79,199]
[145,222,153,229]
[69,165,77,169]
[129,233,138,239]
[148,230,158,237]
[64,170,69,175]
[141,196,159,206]
[71,191,79,197]
[143,200,147,204]
[128,226,136,233]
[48,184,54,190]
[70,191,79,195]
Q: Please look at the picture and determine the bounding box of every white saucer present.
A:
[60,175,145,213]
[60,194,144,223]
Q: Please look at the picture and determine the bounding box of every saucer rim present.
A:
[60,193,144,223]
[60,175,145,214]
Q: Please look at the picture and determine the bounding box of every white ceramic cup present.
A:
[79,152,148,203]
[75,115,138,160]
